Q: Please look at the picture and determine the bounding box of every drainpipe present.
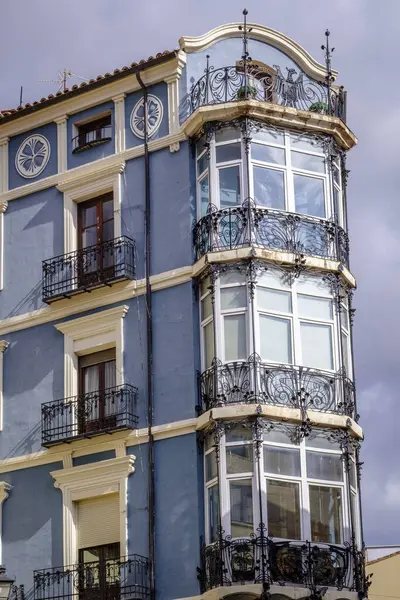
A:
[134,68,155,600]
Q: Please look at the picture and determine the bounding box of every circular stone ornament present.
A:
[15,134,51,179]
[130,94,163,139]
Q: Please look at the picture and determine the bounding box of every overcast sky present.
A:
[1,0,398,546]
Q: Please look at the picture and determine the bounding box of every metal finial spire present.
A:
[239,8,252,63]
[321,29,335,114]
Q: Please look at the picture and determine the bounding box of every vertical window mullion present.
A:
[291,286,301,366]
[214,279,222,362]
[300,441,311,540]
[220,434,230,534]
[285,132,294,212]
[209,137,218,208]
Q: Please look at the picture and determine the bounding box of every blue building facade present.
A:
[0,13,368,600]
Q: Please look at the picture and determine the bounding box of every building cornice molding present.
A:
[180,22,337,83]
[57,161,125,194]
[51,455,135,493]
[54,304,129,340]
[0,341,8,353]
[0,481,11,504]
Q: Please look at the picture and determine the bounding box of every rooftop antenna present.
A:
[18,86,23,108]
[238,9,253,100]
[38,68,89,93]
[321,30,334,115]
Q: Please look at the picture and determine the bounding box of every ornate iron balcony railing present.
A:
[199,355,355,417]
[189,63,346,120]
[33,554,149,600]
[41,384,138,447]
[42,236,135,303]
[198,534,360,593]
[193,202,349,266]
[72,125,112,153]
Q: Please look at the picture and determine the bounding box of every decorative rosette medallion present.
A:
[130,94,163,139]
[15,134,51,179]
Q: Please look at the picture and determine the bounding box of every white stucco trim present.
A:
[179,22,337,82]
[58,161,125,255]
[51,455,135,566]
[55,305,128,399]
[0,341,8,431]
[113,94,126,154]
[164,52,186,151]
[55,116,68,174]
[0,137,9,292]
[0,481,11,564]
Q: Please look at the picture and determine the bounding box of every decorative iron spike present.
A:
[321,29,335,115]
[239,8,253,63]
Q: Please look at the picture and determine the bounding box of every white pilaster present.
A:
[55,116,68,174]
[164,53,186,152]
[113,94,126,154]
[0,341,8,432]
[0,481,11,564]
[0,137,9,193]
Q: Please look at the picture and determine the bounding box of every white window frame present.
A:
[0,341,8,431]
[51,455,134,566]
[0,481,11,564]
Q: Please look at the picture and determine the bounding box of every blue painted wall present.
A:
[73,450,115,466]
[2,186,63,320]
[9,123,58,189]
[121,157,145,280]
[125,83,169,149]
[127,443,148,558]
[123,296,148,427]
[2,462,63,589]
[67,101,114,170]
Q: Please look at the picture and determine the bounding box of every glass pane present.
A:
[226,426,253,443]
[216,143,241,163]
[264,446,301,476]
[341,306,349,330]
[219,166,241,208]
[201,293,212,321]
[226,445,254,474]
[309,485,343,544]
[208,484,220,543]
[294,175,325,218]
[203,321,215,368]
[267,479,301,539]
[83,365,100,394]
[81,205,97,228]
[253,129,284,145]
[260,315,292,363]
[82,226,97,249]
[200,276,211,297]
[199,174,209,217]
[197,153,208,176]
[349,461,357,489]
[230,480,253,537]
[298,295,332,320]
[258,288,292,313]
[306,434,339,451]
[206,449,218,481]
[220,272,246,286]
[252,143,285,165]
[196,136,206,155]
[216,129,239,144]
[104,360,116,389]
[342,331,349,375]
[306,451,343,481]
[221,286,247,310]
[264,427,294,445]
[333,164,341,185]
[300,322,333,370]
[224,314,246,361]
[291,152,325,173]
[102,199,113,222]
[102,220,114,242]
[290,135,324,154]
[253,166,285,209]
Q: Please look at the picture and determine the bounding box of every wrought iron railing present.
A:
[33,555,149,600]
[72,125,112,153]
[198,535,359,593]
[193,202,349,266]
[41,384,138,447]
[42,236,135,302]
[199,355,355,417]
[189,63,346,120]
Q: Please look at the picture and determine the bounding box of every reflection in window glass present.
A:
[306,452,343,481]
[226,426,253,443]
[253,166,285,209]
[206,450,218,481]
[264,446,301,476]
[294,174,325,217]
[197,153,208,176]
[291,152,325,173]
[216,129,239,144]
[252,143,285,165]
[290,135,323,154]
[309,485,342,544]
[199,175,209,217]
[203,321,214,369]
[258,288,292,313]
[216,143,241,163]
[300,322,333,370]
[230,480,253,537]
[208,485,220,542]
[267,479,301,539]
[221,286,247,310]
[342,331,349,374]
[226,445,254,474]
[219,166,241,208]
[260,315,292,364]
[298,295,332,320]
[201,292,212,321]
[224,314,246,361]
[254,129,284,145]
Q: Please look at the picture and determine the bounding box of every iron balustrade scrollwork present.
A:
[198,535,356,593]
[41,384,138,446]
[189,63,346,121]
[71,125,112,154]
[193,202,349,266]
[42,236,136,303]
[199,355,355,418]
[33,554,149,600]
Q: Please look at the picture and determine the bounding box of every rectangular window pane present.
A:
[258,288,292,313]
[203,321,214,368]
[300,322,333,370]
[224,314,246,361]
[309,485,343,544]
[298,295,332,320]
[253,166,285,209]
[291,152,325,173]
[253,129,284,145]
[226,426,253,443]
[230,480,253,537]
[226,445,254,474]
[216,129,239,144]
[197,153,208,176]
[208,484,220,543]
[196,136,206,155]
[219,166,241,208]
[216,143,241,163]
[252,143,285,165]
[294,174,325,218]
[267,479,301,539]
[199,174,209,217]
[260,315,292,364]
[306,451,343,481]
[290,135,324,154]
[264,446,301,476]
[206,449,218,482]
[221,286,247,310]
[342,331,349,375]
[201,293,212,321]
[349,460,357,489]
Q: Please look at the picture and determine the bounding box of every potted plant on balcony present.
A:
[309,101,329,114]
[237,81,258,100]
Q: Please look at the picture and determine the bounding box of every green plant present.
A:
[309,101,329,114]
[237,84,258,100]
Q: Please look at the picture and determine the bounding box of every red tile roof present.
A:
[0,50,178,124]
